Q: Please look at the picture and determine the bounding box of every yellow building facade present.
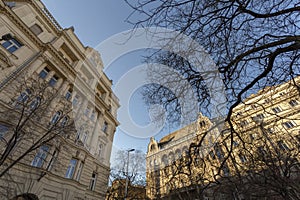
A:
[0,0,119,199]
[146,77,300,199]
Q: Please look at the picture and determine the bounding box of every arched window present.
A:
[30,96,41,110]
[17,89,31,103]
[61,116,69,127]
[50,111,62,124]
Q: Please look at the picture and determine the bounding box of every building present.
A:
[106,179,148,200]
[146,77,300,199]
[0,0,119,199]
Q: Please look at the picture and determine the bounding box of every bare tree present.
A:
[107,149,147,199]
[0,75,75,184]
[125,0,300,198]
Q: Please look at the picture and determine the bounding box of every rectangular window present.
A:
[65,89,72,100]
[5,2,16,8]
[256,113,265,119]
[72,95,79,106]
[277,141,289,151]
[65,159,77,179]
[1,37,22,53]
[239,154,247,163]
[283,121,296,129]
[102,121,108,133]
[0,124,9,138]
[209,150,215,160]
[240,120,248,127]
[90,111,96,121]
[289,99,298,107]
[49,75,58,87]
[75,161,83,181]
[84,107,90,116]
[39,67,50,79]
[272,106,282,113]
[89,172,97,191]
[46,149,58,171]
[31,145,49,168]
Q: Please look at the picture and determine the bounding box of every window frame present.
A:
[31,145,49,168]
[65,158,77,179]
[1,37,23,53]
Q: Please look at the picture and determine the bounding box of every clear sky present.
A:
[42,1,174,159]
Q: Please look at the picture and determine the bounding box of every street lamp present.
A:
[124,148,135,200]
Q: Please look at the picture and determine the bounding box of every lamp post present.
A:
[124,148,135,200]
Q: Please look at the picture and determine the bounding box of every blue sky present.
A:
[42,1,173,157]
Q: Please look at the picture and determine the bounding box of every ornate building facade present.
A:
[0,0,119,199]
[146,77,300,199]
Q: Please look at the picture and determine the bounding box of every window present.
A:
[102,121,108,133]
[199,120,206,127]
[89,172,97,190]
[72,95,79,106]
[49,75,58,87]
[240,120,248,127]
[17,89,31,103]
[82,131,88,144]
[65,89,72,100]
[5,2,16,8]
[75,161,83,181]
[76,126,84,141]
[214,145,223,160]
[258,146,266,156]
[1,37,22,53]
[84,107,90,116]
[239,154,247,163]
[65,159,77,179]
[209,151,215,160]
[30,24,43,35]
[277,141,289,151]
[90,111,96,121]
[31,145,49,168]
[283,121,296,129]
[233,141,239,147]
[51,111,61,124]
[0,124,9,138]
[61,116,69,127]
[39,67,50,79]
[289,99,298,107]
[266,127,274,134]
[256,113,265,120]
[272,106,282,113]
[251,104,259,109]
[47,149,58,171]
[30,97,41,110]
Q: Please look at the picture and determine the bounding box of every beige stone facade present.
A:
[0,0,119,199]
[146,77,300,199]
